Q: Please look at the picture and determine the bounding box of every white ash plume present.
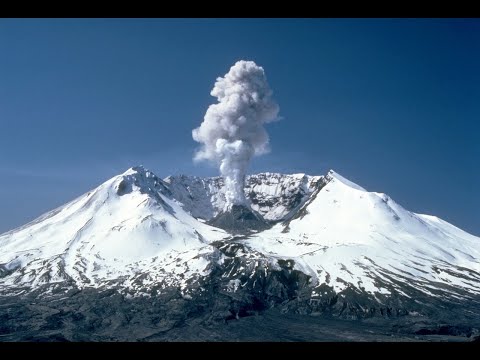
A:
[192,60,279,209]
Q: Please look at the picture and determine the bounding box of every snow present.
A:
[0,166,227,291]
[1,166,479,301]
[165,172,322,222]
[245,170,480,297]
[327,170,366,191]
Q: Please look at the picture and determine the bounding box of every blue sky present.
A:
[0,18,478,235]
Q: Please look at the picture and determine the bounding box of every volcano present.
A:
[1,166,479,341]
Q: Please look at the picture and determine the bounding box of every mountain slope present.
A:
[0,166,227,293]
[1,166,480,339]
[243,170,480,304]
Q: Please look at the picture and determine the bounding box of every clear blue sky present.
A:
[0,18,478,235]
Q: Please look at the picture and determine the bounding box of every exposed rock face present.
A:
[164,172,322,222]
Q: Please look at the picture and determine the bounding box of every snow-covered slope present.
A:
[245,170,480,300]
[0,166,227,293]
[1,166,479,312]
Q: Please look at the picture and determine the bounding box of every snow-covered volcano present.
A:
[1,166,479,324]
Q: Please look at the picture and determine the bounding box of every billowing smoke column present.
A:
[192,60,279,209]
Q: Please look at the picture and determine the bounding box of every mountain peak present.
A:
[115,165,169,197]
[327,169,366,191]
[121,165,151,177]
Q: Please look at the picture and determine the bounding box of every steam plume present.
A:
[192,60,279,209]
[192,60,279,207]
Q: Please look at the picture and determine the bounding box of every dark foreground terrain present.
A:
[1,288,479,342]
